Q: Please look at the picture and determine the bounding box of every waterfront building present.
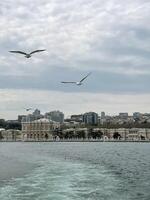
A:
[0,129,22,141]
[63,128,88,139]
[59,127,150,140]
[22,118,60,141]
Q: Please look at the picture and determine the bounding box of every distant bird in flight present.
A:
[9,49,46,58]
[61,72,91,86]
[24,108,32,111]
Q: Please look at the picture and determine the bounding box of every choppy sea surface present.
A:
[0,142,150,200]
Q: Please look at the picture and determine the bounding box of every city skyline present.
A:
[0,0,150,119]
[1,105,150,121]
[0,88,150,119]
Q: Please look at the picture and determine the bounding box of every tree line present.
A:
[0,119,21,130]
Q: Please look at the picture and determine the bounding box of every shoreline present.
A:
[0,140,150,143]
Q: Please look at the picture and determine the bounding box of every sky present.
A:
[0,0,150,119]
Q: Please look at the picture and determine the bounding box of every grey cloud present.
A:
[0,0,150,93]
[0,67,150,94]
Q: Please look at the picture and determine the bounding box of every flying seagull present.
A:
[9,49,46,58]
[61,72,91,86]
[24,108,32,112]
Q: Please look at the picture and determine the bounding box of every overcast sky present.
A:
[0,0,150,119]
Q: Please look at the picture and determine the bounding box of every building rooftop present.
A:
[33,118,59,123]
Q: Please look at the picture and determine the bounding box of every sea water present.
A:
[0,142,150,200]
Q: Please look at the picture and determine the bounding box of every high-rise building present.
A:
[83,112,98,125]
[45,110,64,123]
[21,109,44,122]
[101,112,105,119]
[119,113,128,119]
[32,109,44,120]
[133,112,142,119]
[18,115,26,122]
[70,114,83,122]
[32,109,40,117]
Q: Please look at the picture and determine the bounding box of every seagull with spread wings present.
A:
[9,49,46,58]
[24,108,32,112]
[61,72,92,86]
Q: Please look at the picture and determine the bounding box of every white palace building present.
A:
[22,118,60,141]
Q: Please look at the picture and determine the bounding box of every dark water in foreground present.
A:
[0,142,150,200]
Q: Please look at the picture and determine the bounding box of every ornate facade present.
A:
[22,118,60,141]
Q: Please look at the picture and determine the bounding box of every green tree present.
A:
[113,132,121,139]
[0,132,4,140]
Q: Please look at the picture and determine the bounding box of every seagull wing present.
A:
[61,81,76,84]
[30,49,46,55]
[9,51,27,55]
[80,72,91,83]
